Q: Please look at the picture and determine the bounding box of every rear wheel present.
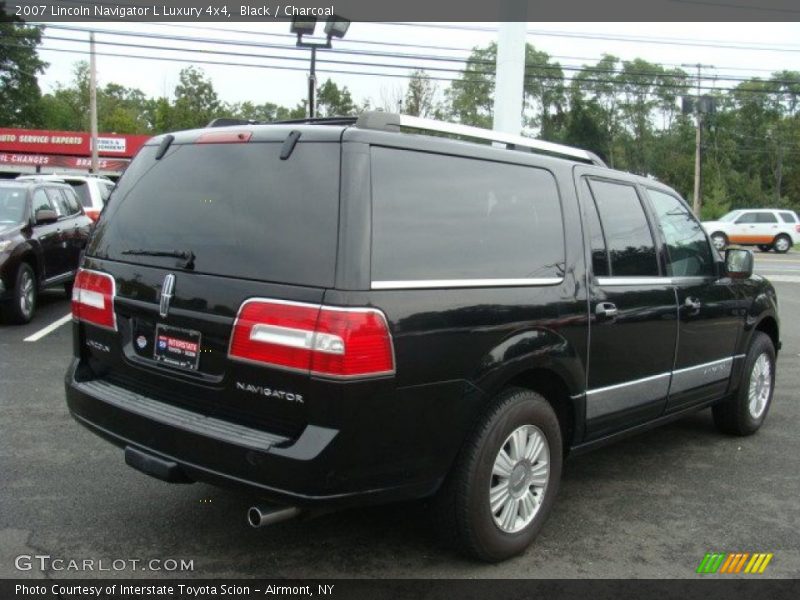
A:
[710,232,728,251]
[5,263,37,324]
[435,387,562,562]
[713,332,775,436]
[757,244,772,252]
[773,234,791,254]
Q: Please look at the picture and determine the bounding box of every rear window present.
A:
[90,142,340,287]
[370,147,565,284]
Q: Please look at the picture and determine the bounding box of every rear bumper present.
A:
[64,359,446,507]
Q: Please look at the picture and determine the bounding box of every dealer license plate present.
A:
[153,324,202,371]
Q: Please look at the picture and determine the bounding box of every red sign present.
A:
[0,128,150,158]
[0,153,131,171]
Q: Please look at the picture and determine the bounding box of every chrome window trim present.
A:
[595,277,672,286]
[371,277,563,290]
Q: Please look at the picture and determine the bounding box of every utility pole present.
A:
[89,31,99,174]
[682,63,713,217]
[493,1,527,137]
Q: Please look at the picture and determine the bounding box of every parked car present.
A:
[16,173,115,222]
[65,114,780,562]
[0,180,93,323]
[703,208,800,253]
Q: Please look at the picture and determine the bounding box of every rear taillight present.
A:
[795,224,800,233]
[84,208,100,222]
[228,299,395,379]
[72,268,116,330]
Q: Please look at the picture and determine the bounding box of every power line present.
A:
[28,33,800,95]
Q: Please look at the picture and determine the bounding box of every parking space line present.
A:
[23,314,72,342]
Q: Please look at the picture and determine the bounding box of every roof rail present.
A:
[354,112,607,167]
[272,116,359,126]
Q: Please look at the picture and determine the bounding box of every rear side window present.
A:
[779,211,797,223]
[757,212,778,223]
[91,142,340,287]
[370,147,565,284]
[587,179,658,277]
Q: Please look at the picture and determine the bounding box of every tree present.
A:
[404,70,437,117]
[315,79,357,117]
[0,9,48,127]
[171,66,222,129]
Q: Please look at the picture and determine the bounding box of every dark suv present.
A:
[1,180,92,323]
[65,114,779,562]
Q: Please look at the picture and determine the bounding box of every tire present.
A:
[434,387,562,562]
[772,234,791,254]
[757,245,772,252]
[710,232,728,251]
[5,263,37,324]
[713,332,776,436]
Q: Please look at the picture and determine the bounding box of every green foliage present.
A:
[0,11,48,127]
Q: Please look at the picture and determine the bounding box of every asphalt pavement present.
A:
[1,252,799,579]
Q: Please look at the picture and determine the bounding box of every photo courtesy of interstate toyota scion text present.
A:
[65,112,780,562]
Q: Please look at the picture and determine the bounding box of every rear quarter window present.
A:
[370,147,565,284]
[779,211,798,223]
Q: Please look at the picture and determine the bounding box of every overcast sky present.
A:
[34,22,800,113]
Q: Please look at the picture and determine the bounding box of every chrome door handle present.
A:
[595,302,618,319]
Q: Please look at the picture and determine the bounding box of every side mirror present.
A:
[725,248,754,279]
[35,209,58,225]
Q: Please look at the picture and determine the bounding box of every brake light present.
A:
[228,299,395,378]
[72,268,116,330]
[84,208,100,222]
[196,130,252,144]
[795,224,800,233]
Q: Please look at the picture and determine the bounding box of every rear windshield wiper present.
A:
[121,248,195,270]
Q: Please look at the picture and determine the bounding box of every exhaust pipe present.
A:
[247,505,301,528]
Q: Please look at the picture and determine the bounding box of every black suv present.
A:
[0,179,92,323]
[65,114,779,562]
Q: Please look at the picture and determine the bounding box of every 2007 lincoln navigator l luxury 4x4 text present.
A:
[65,113,779,561]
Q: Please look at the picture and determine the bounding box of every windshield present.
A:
[0,187,28,225]
[89,141,340,287]
[718,211,741,222]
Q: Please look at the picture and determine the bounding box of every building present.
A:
[0,127,150,179]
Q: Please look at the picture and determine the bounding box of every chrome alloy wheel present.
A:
[19,270,34,319]
[489,424,550,533]
[748,353,772,419]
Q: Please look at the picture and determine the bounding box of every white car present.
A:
[16,174,114,222]
[702,208,800,253]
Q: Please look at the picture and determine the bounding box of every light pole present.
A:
[291,16,350,119]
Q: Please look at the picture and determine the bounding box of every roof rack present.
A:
[354,112,607,167]
[206,116,359,128]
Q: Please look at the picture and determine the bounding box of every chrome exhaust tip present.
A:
[247,505,301,528]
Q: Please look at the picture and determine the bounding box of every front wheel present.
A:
[434,388,562,562]
[713,332,776,436]
[710,232,728,251]
[773,234,791,254]
[5,263,37,324]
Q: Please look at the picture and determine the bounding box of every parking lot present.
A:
[1,253,799,579]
